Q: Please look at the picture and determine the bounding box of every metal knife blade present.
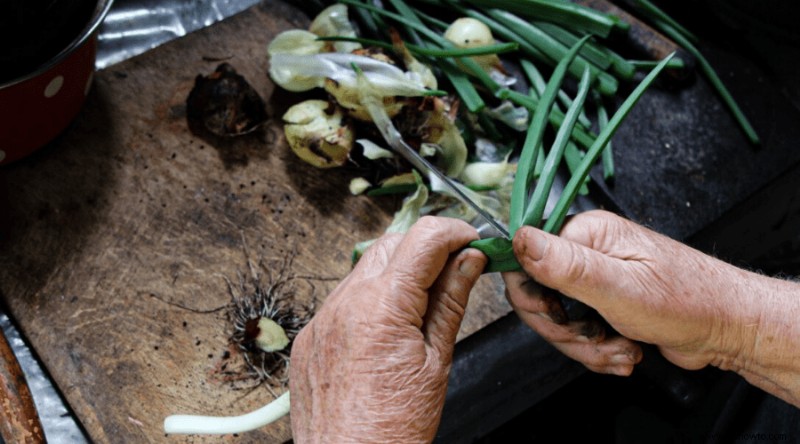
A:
[375,120,511,240]
[355,69,510,239]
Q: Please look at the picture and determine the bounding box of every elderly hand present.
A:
[290,216,486,443]
[504,209,746,374]
[504,210,800,407]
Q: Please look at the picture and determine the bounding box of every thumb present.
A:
[512,226,619,308]
[423,248,486,360]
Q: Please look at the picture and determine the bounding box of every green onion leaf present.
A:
[523,67,593,228]
[509,35,591,236]
[543,52,676,234]
[464,0,623,37]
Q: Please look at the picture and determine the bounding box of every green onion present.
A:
[563,142,591,195]
[533,20,636,80]
[629,58,685,70]
[534,142,546,179]
[523,67,593,228]
[487,9,619,96]
[477,111,503,142]
[387,0,425,45]
[351,4,381,37]
[414,6,452,31]
[496,89,596,150]
[464,0,625,38]
[341,0,500,110]
[520,59,592,130]
[543,53,676,234]
[440,59,486,112]
[472,53,674,272]
[318,36,519,58]
[621,1,758,144]
[534,21,612,70]
[509,35,591,236]
[594,92,614,180]
[165,392,290,435]
[627,0,699,44]
[439,0,618,99]
[469,236,518,272]
[443,2,551,63]
[657,23,759,145]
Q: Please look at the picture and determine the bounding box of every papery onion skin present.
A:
[283,100,354,168]
[310,4,363,53]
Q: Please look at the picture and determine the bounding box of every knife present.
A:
[361,92,511,240]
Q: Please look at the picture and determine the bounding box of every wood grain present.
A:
[0,1,510,442]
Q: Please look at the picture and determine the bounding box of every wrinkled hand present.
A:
[504,210,759,376]
[290,217,486,443]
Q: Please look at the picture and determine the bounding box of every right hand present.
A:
[289,216,486,443]
[504,210,761,375]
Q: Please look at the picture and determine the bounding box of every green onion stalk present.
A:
[471,51,675,273]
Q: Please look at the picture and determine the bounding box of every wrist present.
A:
[706,267,764,373]
[714,269,800,406]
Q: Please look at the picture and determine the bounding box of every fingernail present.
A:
[574,335,591,343]
[518,227,547,262]
[611,353,635,365]
[459,253,485,278]
[610,366,633,377]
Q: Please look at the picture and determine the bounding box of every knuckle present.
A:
[373,232,403,250]
[415,215,445,232]
[437,288,467,319]
[563,243,590,283]
[362,233,403,262]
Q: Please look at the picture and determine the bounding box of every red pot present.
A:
[0,0,113,166]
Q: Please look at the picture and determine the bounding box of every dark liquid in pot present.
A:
[0,0,97,84]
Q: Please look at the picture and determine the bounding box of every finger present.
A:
[503,272,568,325]
[352,233,404,279]
[559,210,644,255]
[556,210,607,249]
[514,297,641,375]
[551,336,643,376]
[382,217,479,315]
[512,226,620,309]
[289,324,314,431]
[423,248,486,359]
[323,233,404,307]
[511,301,606,344]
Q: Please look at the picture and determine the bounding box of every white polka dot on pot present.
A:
[44,75,65,98]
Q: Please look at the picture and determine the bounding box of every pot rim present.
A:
[0,0,115,90]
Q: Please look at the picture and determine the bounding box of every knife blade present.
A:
[354,62,512,239]
[359,90,511,239]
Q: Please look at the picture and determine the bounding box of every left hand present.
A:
[503,271,642,376]
[289,216,487,443]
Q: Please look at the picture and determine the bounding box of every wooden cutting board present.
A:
[0,1,510,442]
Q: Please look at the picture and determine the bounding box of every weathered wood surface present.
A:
[0,1,510,442]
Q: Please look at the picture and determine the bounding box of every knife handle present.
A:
[0,328,46,443]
